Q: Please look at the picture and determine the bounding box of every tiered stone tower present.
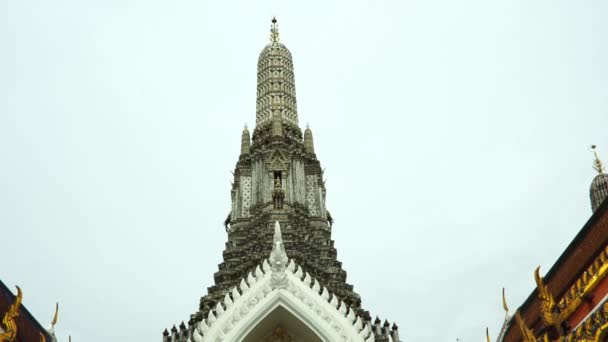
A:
[164,18,399,342]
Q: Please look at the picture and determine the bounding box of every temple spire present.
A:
[240,124,250,155]
[304,124,315,154]
[256,18,298,126]
[590,145,608,212]
[270,17,279,43]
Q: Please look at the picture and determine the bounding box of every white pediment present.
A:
[189,222,383,342]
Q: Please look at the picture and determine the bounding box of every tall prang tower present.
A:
[164,19,400,342]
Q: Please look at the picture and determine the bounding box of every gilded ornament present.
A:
[0,286,22,342]
[534,266,560,327]
[567,299,608,341]
[51,302,59,327]
[533,247,608,335]
[515,311,538,342]
[502,287,509,314]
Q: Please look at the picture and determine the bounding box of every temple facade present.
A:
[163,18,399,342]
[489,146,608,342]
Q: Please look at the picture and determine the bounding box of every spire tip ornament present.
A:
[591,145,605,174]
[270,17,280,43]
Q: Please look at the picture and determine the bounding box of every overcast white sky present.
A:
[1,1,608,341]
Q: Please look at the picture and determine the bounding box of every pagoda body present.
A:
[163,19,399,342]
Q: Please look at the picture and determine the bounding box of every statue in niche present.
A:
[272,172,284,210]
[264,326,294,342]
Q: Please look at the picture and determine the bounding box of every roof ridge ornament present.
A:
[270,17,280,44]
[269,221,288,289]
[46,302,59,339]
[0,285,22,342]
[591,145,605,174]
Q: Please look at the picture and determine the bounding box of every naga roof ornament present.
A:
[0,286,22,342]
[514,311,543,342]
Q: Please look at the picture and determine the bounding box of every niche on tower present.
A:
[266,149,289,210]
[272,171,285,210]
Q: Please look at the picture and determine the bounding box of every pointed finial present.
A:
[1,286,23,342]
[486,327,491,342]
[502,287,509,314]
[591,145,605,174]
[269,221,289,288]
[241,124,251,154]
[270,221,287,267]
[51,302,59,326]
[270,17,280,43]
[304,124,315,154]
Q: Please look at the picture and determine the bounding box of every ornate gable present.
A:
[188,223,382,342]
[266,150,289,172]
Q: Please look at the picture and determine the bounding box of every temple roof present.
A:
[500,197,608,341]
[0,280,53,342]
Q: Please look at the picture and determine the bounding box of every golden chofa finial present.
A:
[591,145,605,174]
[270,17,280,43]
[502,287,509,314]
[51,302,59,327]
[0,285,23,342]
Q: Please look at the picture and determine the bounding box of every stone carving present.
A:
[266,150,289,172]
[306,175,319,216]
[240,176,252,218]
[270,222,288,289]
